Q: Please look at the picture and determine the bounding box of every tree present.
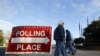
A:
[83,19,100,46]
[0,30,4,46]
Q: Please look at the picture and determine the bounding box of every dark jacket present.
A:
[54,25,65,41]
[66,30,72,41]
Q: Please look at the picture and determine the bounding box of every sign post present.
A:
[6,26,52,54]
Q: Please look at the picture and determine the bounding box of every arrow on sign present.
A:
[11,37,49,44]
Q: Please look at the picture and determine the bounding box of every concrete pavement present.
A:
[75,50,100,56]
[5,49,100,56]
[0,47,100,56]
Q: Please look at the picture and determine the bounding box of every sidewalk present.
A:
[5,49,100,56]
[0,47,100,56]
[75,50,100,56]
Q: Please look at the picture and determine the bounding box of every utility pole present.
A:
[79,22,81,37]
[87,16,89,26]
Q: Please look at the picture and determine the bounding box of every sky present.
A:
[0,0,100,44]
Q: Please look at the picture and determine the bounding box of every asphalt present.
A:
[0,47,100,56]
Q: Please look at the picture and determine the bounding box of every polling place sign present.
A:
[6,26,52,54]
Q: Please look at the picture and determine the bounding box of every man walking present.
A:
[66,29,76,55]
[54,21,67,56]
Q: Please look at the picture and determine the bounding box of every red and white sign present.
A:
[6,26,52,54]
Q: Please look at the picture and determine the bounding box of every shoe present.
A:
[67,51,70,53]
[72,50,76,55]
